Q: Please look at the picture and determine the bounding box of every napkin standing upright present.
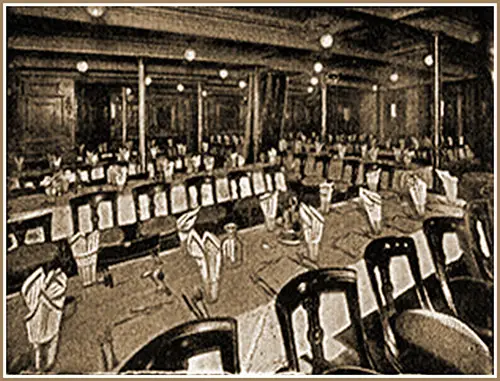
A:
[299,203,324,261]
[338,144,347,160]
[204,155,215,174]
[69,230,100,287]
[366,168,382,192]
[259,192,279,231]
[368,147,379,162]
[22,268,68,371]
[268,148,278,165]
[408,176,427,216]
[436,169,459,204]
[319,181,334,214]
[359,187,383,235]
[177,207,201,248]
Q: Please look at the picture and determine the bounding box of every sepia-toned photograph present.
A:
[4,4,495,376]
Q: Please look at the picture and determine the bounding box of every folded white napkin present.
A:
[176,207,201,242]
[259,192,279,220]
[393,147,403,162]
[314,141,324,154]
[299,203,325,242]
[47,154,62,170]
[22,267,67,370]
[177,144,187,156]
[204,156,215,172]
[202,142,210,153]
[366,168,382,192]
[279,138,288,152]
[368,147,379,161]
[408,176,427,215]
[14,155,25,172]
[150,146,159,160]
[436,169,459,204]
[237,154,246,168]
[268,148,278,165]
[359,187,382,233]
[338,144,347,159]
[163,161,175,181]
[86,151,99,166]
[187,230,222,286]
[118,147,131,162]
[319,181,334,202]
[360,144,368,159]
[191,155,201,172]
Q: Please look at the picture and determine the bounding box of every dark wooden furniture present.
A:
[364,236,492,374]
[364,161,397,191]
[116,318,240,374]
[275,268,377,374]
[6,212,72,294]
[423,217,493,351]
[132,183,179,253]
[464,199,493,282]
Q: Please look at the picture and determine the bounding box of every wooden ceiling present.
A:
[7,5,494,90]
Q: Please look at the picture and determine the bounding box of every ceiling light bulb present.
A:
[177,83,185,92]
[184,48,196,62]
[390,72,399,83]
[307,86,314,94]
[313,62,324,73]
[145,76,152,86]
[87,6,106,18]
[238,80,247,89]
[424,54,434,67]
[372,84,378,92]
[310,76,319,86]
[76,60,89,73]
[201,90,208,97]
[320,33,334,49]
[219,69,229,79]
[126,87,132,96]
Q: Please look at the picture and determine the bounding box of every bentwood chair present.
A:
[363,162,397,191]
[275,268,378,375]
[7,212,74,294]
[464,200,494,282]
[116,318,240,374]
[364,236,492,374]
[423,217,493,351]
[132,183,179,253]
[69,191,136,268]
[185,175,228,234]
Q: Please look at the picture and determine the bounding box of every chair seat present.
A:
[100,227,126,247]
[7,242,60,293]
[394,309,492,374]
[138,216,178,238]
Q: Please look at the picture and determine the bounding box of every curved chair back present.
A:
[132,183,171,224]
[464,200,493,282]
[69,191,119,235]
[364,236,432,369]
[275,268,374,374]
[116,318,240,374]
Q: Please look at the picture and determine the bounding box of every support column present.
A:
[280,76,289,140]
[457,91,463,139]
[321,78,327,142]
[138,58,146,171]
[121,87,127,145]
[197,82,203,152]
[432,33,441,188]
[252,69,261,161]
[243,73,254,160]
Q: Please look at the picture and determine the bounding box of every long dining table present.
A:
[5,187,467,375]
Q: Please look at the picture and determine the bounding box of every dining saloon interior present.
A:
[4,5,495,376]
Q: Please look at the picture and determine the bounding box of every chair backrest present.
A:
[364,236,432,366]
[275,268,374,374]
[364,163,396,190]
[7,211,52,247]
[132,183,170,222]
[117,318,240,374]
[215,176,232,204]
[228,170,252,200]
[464,200,493,282]
[170,183,189,215]
[69,191,119,235]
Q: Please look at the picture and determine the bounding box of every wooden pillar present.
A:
[457,91,463,139]
[121,87,127,145]
[432,33,441,188]
[378,89,385,141]
[197,82,203,152]
[280,76,289,140]
[243,73,254,160]
[138,58,146,170]
[320,78,327,141]
[252,69,261,161]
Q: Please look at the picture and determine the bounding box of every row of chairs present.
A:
[115,212,493,374]
[6,167,289,294]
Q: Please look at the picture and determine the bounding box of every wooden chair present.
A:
[275,268,377,375]
[230,170,265,229]
[69,191,137,268]
[423,217,493,351]
[364,162,397,191]
[465,199,493,282]
[185,175,228,234]
[6,212,72,294]
[364,236,492,374]
[341,157,362,187]
[116,318,240,374]
[132,183,179,253]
